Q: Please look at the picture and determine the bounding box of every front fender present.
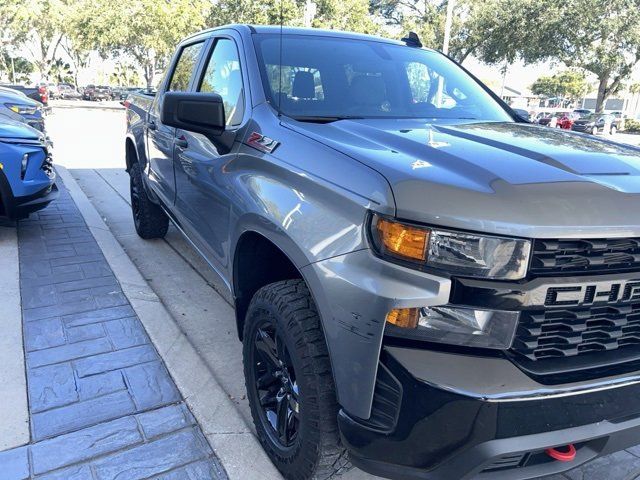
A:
[302,250,451,419]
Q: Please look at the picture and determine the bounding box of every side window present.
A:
[168,42,204,92]
[198,38,244,126]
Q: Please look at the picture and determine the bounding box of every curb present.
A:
[0,224,30,452]
[56,166,282,480]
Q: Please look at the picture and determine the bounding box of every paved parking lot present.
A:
[34,104,640,479]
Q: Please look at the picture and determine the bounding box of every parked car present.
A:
[82,84,112,101]
[0,84,47,105]
[0,118,57,219]
[57,84,82,100]
[126,25,640,480]
[538,112,560,127]
[43,82,60,100]
[573,108,592,116]
[0,90,46,132]
[0,86,28,98]
[557,112,580,130]
[571,113,616,135]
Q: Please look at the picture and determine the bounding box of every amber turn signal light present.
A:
[386,308,420,329]
[375,217,429,261]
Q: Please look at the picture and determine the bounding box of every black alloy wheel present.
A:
[252,320,300,448]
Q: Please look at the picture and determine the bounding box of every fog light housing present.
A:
[386,306,519,349]
[21,153,29,179]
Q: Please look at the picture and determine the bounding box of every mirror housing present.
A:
[161,92,226,140]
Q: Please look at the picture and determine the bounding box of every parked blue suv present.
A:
[0,90,46,132]
[0,119,57,220]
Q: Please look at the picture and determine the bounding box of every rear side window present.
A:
[198,38,244,126]
[168,42,204,92]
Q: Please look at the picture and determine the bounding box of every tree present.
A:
[48,58,74,83]
[60,36,90,87]
[629,82,640,118]
[370,0,504,63]
[110,61,141,86]
[476,0,640,113]
[0,53,33,83]
[0,0,68,80]
[311,0,380,34]
[70,0,211,87]
[207,0,301,27]
[531,70,589,107]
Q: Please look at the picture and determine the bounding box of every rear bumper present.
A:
[339,347,640,480]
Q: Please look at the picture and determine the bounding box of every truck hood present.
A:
[286,119,640,238]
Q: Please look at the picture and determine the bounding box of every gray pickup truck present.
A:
[125,25,640,480]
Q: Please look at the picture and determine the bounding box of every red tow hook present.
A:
[545,444,577,462]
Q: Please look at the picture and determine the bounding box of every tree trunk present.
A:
[595,74,609,114]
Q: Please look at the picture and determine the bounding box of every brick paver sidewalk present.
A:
[0,177,227,480]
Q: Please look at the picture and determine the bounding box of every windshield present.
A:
[253,34,513,122]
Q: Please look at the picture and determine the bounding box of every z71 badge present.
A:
[246,132,279,153]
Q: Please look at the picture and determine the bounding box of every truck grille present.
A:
[530,238,640,276]
[512,302,640,361]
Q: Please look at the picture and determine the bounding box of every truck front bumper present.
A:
[339,346,640,479]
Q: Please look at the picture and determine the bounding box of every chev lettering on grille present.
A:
[546,280,640,307]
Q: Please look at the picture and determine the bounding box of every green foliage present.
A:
[207,0,300,27]
[624,119,640,133]
[110,62,141,87]
[68,0,210,86]
[0,54,33,83]
[370,0,503,63]
[476,0,640,113]
[48,58,73,83]
[531,70,589,103]
[312,0,380,33]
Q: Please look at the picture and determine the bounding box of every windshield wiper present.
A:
[290,115,365,123]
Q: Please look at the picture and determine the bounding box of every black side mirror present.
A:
[161,92,226,140]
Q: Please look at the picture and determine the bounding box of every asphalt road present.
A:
[45,105,640,480]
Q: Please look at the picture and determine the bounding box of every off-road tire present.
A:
[129,163,169,239]
[243,279,351,480]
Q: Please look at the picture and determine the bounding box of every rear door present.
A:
[146,40,206,206]
[173,33,248,274]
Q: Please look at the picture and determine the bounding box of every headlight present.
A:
[386,306,519,349]
[370,214,531,280]
[5,103,37,115]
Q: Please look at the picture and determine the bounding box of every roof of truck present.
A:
[183,24,406,47]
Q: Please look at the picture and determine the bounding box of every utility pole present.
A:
[442,0,455,55]
[11,56,16,83]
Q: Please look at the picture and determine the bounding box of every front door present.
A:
[173,35,247,275]
[146,40,205,206]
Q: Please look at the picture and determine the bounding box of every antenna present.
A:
[278,0,284,117]
[401,32,423,48]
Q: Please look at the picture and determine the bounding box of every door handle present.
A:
[147,120,157,131]
[175,137,188,149]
